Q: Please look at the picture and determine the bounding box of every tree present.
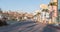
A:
[34,10,41,22]
[48,2,57,6]
[0,8,2,13]
[42,9,49,12]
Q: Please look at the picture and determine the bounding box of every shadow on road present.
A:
[42,24,57,32]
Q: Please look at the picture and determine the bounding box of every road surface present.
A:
[0,20,60,32]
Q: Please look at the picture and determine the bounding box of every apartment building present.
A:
[48,0,58,23]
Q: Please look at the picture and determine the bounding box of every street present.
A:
[0,20,60,32]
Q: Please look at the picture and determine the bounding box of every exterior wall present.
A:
[53,6,57,17]
[53,0,58,17]
[49,0,58,17]
[49,0,58,23]
[49,6,53,15]
[58,0,60,9]
[53,0,57,2]
[58,0,60,23]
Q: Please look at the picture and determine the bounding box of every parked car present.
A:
[0,14,8,26]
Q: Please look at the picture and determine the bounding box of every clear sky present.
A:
[0,0,50,13]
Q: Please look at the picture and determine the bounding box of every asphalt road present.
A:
[0,20,60,32]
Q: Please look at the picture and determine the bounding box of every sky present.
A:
[0,0,50,13]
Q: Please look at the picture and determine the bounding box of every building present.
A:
[48,0,58,23]
[58,0,60,23]
[58,0,60,10]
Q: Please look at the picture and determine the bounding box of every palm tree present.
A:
[42,9,49,12]
[35,11,41,22]
[48,2,57,6]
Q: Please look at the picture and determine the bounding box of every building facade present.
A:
[49,0,58,23]
[58,0,60,22]
[58,0,60,10]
